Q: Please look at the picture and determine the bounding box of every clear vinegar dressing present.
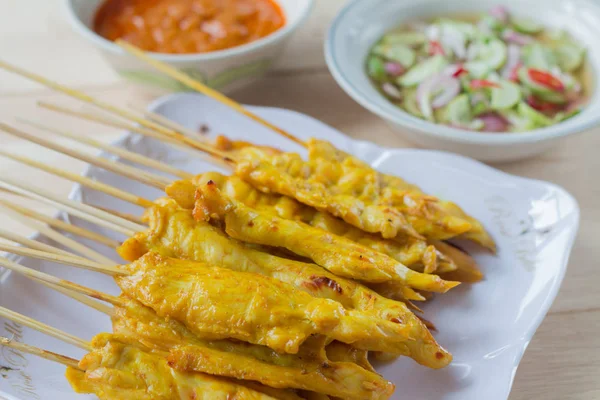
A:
[366,10,593,133]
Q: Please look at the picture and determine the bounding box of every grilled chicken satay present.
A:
[113,296,393,399]
[193,180,458,294]
[116,252,412,355]
[233,146,420,240]
[66,334,300,400]
[307,139,495,250]
[118,199,452,368]
[167,172,458,275]
[220,136,493,250]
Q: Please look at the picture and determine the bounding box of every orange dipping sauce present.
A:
[93,0,286,54]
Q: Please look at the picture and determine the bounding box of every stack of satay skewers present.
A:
[0,43,494,400]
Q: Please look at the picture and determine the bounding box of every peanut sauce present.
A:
[93,0,285,54]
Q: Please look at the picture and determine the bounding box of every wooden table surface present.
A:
[0,1,598,399]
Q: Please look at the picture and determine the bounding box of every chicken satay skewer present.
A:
[115,42,494,249]
[3,239,393,399]
[0,143,455,294]
[0,196,452,368]
[0,245,413,355]
[0,336,297,400]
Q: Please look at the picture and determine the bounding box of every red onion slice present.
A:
[502,29,533,46]
[416,73,461,117]
[431,79,461,108]
[490,6,509,23]
[384,62,405,77]
[501,44,522,79]
[478,112,510,132]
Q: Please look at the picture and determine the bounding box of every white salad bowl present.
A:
[325,0,600,162]
[65,0,314,92]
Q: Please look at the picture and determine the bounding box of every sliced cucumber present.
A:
[465,39,507,77]
[367,56,387,81]
[373,44,416,68]
[443,94,472,124]
[382,32,427,47]
[517,102,553,127]
[500,110,537,132]
[556,44,585,72]
[480,39,508,70]
[464,60,491,79]
[403,89,423,118]
[398,55,449,87]
[554,108,581,122]
[536,90,568,104]
[511,16,544,34]
[491,79,522,109]
[522,43,557,70]
[437,19,477,37]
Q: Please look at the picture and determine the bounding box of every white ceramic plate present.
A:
[0,94,579,400]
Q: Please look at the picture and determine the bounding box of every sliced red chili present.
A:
[428,40,445,56]
[452,65,468,78]
[528,68,565,92]
[470,79,501,89]
[527,95,562,112]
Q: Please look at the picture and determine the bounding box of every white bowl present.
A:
[65,0,314,92]
[325,0,600,162]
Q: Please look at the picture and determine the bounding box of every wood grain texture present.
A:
[0,1,598,399]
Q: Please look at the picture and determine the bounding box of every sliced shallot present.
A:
[502,29,533,46]
[382,82,403,100]
[490,5,509,23]
[501,44,522,79]
[478,112,509,132]
[417,73,461,118]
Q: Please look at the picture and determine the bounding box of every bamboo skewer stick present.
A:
[132,106,207,141]
[38,102,234,171]
[0,123,171,189]
[37,100,235,166]
[0,256,123,306]
[0,58,234,163]
[1,207,114,265]
[0,243,124,276]
[33,277,114,316]
[0,306,90,350]
[19,119,193,180]
[0,227,77,259]
[37,101,186,148]
[116,40,306,147]
[0,337,82,369]
[0,59,186,141]
[0,149,154,208]
[0,176,144,235]
[0,199,120,249]
[94,205,145,225]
